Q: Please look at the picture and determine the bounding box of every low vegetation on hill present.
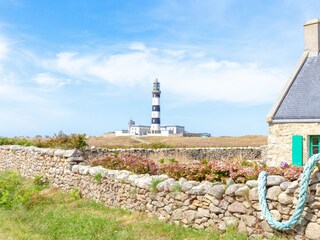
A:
[88,135,267,148]
[0,132,87,149]
[0,134,267,150]
[91,154,303,183]
[0,171,253,240]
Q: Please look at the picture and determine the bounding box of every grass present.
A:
[0,203,252,240]
[150,178,165,193]
[88,135,267,148]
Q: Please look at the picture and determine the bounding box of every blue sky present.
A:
[0,0,319,137]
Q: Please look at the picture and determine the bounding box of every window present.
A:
[310,135,320,156]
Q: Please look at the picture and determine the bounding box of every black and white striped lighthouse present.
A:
[151,79,161,133]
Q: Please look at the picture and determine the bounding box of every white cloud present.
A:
[129,42,148,51]
[41,42,287,105]
[0,36,9,60]
[0,84,41,103]
[34,72,70,89]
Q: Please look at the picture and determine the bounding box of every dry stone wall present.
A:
[85,147,263,164]
[1,145,320,239]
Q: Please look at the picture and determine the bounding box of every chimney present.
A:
[304,18,320,54]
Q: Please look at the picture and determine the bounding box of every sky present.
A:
[0,0,319,137]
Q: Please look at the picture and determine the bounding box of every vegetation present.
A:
[0,137,32,146]
[0,131,87,149]
[91,154,303,183]
[171,183,182,192]
[91,154,158,175]
[150,178,165,193]
[142,142,174,149]
[94,173,103,183]
[87,135,267,148]
[0,171,257,240]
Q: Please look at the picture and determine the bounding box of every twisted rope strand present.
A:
[258,153,320,230]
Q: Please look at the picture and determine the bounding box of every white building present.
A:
[129,125,150,136]
[161,125,185,135]
[114,130,130,136]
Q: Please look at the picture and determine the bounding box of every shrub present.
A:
[143,142,173,149]
[90,154,304,183]
[34,132,87,149]
[0,171,38,209]
[33,175,49,190]
[94,173,103,183]
[168,158,177,164]
[0,132,87,150]
[0,137,32,146]
[91,154,158,175]
[70,188,81,200]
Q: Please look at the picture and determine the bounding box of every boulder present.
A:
[241,215,257,227]
[71,165,80,173]
[171,209,183,220]
[228,201,247,214]
[278,192,294,205]
[280,181,291,191]
[181,180,198,192]
[225,184,240,196]
[209,184,226,199]
[260,220,273,233]
[248,187,258,201]
[226,178,235,186]
[270,210,282,221]
[305,222,320,240]
[246,180,258,188]
[266,175,285,186]
[184,210,197,222]
[196,208,210,218]
[209,203,224,214]
[89,166,107,176]
[172,192,189,201]
[285,181,299,194]
[235,185,250,197]
[190,185,207,195]
[266,186,282,201]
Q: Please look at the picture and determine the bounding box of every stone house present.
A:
[267,19,320,166]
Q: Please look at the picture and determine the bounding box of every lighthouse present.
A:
[151,79,161,133]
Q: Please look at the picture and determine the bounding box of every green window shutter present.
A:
[292,135,303,166]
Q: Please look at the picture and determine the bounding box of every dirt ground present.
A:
[87,135,267,148]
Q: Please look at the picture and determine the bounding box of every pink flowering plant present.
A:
[91,154,304,183]
[280,162,289,168]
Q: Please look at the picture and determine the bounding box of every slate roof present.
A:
[273,55,320,121]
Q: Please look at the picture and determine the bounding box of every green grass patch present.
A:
[150,178,165,193]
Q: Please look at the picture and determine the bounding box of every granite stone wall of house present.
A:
[267,122,320,166]
[1,145,319,239]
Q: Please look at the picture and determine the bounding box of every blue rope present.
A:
[258,153,320,230]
